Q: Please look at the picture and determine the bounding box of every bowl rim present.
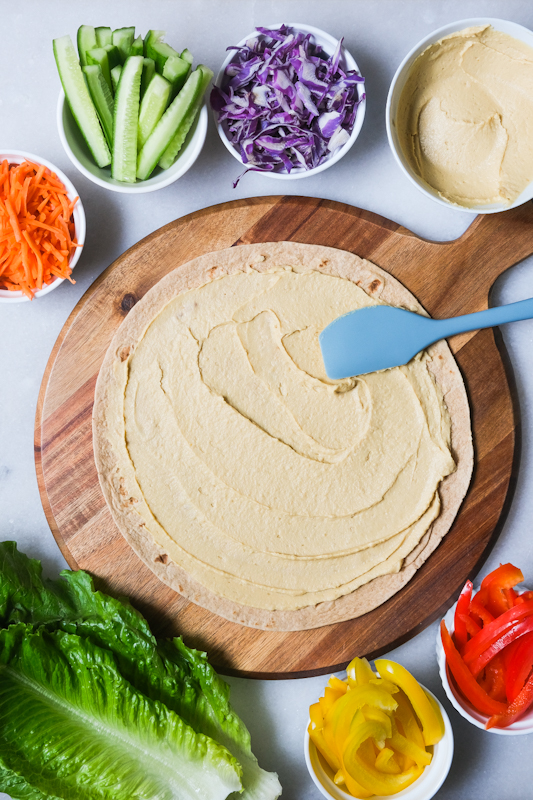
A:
[437,583,533,735]
[212,21,366,180]
[304,678,454,800]
[385,17,533,214]
[57,91,209,194]
[0,149,86,303]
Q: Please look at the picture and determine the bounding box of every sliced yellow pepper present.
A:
[309,726,341,773]
[347,656,374,687]
[324,684,397,757]
[329,675,349,694]
[375,747,401,774]
[375,659,443,746]
[343,719,424,796]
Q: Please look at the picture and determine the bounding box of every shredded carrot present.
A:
[0,159,79,298]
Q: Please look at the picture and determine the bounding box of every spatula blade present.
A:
[319,305,435,379]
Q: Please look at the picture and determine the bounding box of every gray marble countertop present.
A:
[1,1,533,798]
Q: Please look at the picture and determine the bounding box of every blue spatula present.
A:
[320,297,533,380]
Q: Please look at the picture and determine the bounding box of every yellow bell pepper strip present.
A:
[347,656,374,687]
[323,684,398,758]
[486,669,533,729]
[375,747,401,774]
[319,685,346,717]
[309,701,323,730]
[375,659,443,746]
[343,719,424,796]
[393,690,425,752]
[329,675,349,695]
[387,718,432,767]
[440,621,507,716]
[309,726,341,773]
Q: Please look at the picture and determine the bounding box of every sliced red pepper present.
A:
[477,652,507,703]
[458,613,481,638]
[481,564,524,617]
[469,595,495,626]
[505,631,533,703]
[453,580,473,652]
[463,599,533,665]
[515,591,533,605]
[468,617,533,678]
[440,621,507,717]
[487,669,533,729]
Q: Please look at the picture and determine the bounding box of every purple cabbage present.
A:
[211,24,365,183]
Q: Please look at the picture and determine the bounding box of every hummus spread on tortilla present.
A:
[396,25,533,207]
[94,243,472,630]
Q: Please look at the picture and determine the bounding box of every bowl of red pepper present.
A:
[437,562,533,734]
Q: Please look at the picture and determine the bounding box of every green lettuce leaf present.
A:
[0,623,242,800]
[0,543,281,800]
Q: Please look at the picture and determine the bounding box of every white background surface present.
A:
[1,1,533,797]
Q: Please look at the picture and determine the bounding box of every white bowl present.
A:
[0,150,86,303]
[305,682,454,800]
[386,18,533,214]
[57,91,208,194]
[437,585,533,734]
[213,22,366,180]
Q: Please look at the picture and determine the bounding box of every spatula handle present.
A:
[434,297,533,338]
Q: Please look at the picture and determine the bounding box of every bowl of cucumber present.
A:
[55,27,211,193]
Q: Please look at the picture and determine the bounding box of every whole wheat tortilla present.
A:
[93,242,473,631]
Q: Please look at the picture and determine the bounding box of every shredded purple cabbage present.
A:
[211,24,365,184]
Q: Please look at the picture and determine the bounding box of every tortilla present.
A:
[93,242,473,630]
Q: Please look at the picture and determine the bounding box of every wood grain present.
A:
[35,197,533,678]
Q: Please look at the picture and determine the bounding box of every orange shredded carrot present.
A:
[0,159,78,298]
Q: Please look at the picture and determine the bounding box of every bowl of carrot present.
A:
[0,150,85,302]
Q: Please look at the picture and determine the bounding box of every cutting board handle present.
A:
[394,201,533,317]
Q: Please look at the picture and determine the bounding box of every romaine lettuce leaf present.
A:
[0,623,242,800]
[0,543,281,800]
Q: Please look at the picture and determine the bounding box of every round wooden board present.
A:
[35,197,533,678]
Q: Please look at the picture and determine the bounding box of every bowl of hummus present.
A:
[386,18,533,213]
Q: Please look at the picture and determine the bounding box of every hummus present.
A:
[396,25,533,207]
[94,243,472,629]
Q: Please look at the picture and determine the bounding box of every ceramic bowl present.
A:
[437,586,533,735]
[386,17,533,213]
[57,91,208,194]
[304,681,454,800]
[213,22,366,180]
[0,150,86,303]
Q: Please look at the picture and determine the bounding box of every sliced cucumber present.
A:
[141,57,156,97]
[112,55,144,182]
[83,65,114,146]
[112,27,135,63]
[137,66,211,179]
[103,44,121,72]
[158,65,212,169]
[138,74,171,150]
[54,35,111,168]
[87,47,112,91]
[180,48,193,66]
[95,26,112,48]
[162,55,190,99]
[144,30,180,72]
[111,64,122,93]
[77,25,97,67]
[130,35,144,57]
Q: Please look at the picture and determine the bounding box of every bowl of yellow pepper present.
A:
[305,657,453,800]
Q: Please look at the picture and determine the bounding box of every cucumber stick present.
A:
[113,27,135,63]
[137,65,211,179]
[77,25,97,67]
[162,55,190,99]
[87,47,112,91]
[158,65,212,169]
[95,26,112,48]
[83,65,114,146]
[138,74,171,150]
[130,35,144,57]
[144,30,179,72]
[141,57,156,97]
[54,35,111,168]
[112,55,144,182]
[111,65,122,93]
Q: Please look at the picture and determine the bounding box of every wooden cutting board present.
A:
[35,196,533,678]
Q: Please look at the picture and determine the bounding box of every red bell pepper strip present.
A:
[440,621,507,716]
[505,631,533,703]
[463,599,533,664]
[477,652,507,703]
[481,564,524,617]
[458,613,481,638]
[468,617,533,678]
[487,669,533,729]
[453,580,473,652]
[469,595,495,626]
[515,591,533,605]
